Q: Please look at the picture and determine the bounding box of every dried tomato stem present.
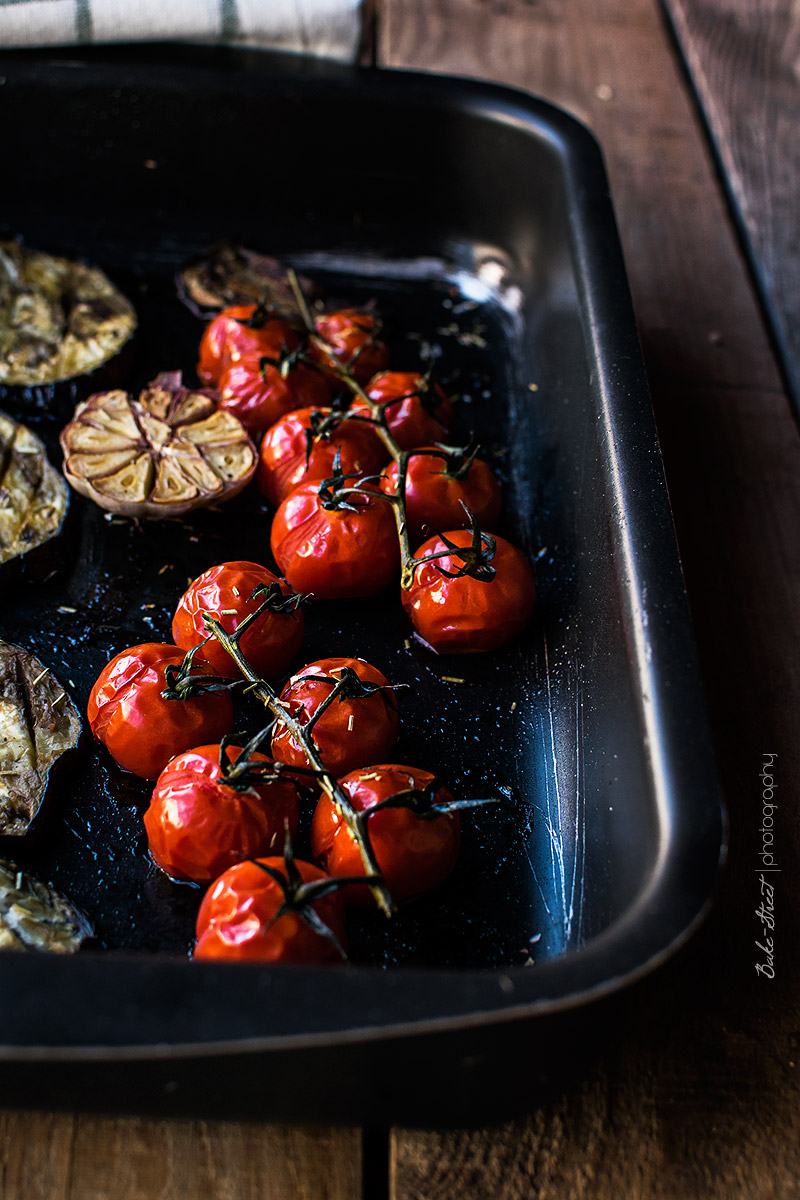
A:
[201,613,395,917]
[288,267,315,334]
[288,269,492,591]
[310,348,421,585]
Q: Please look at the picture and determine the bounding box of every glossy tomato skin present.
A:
[87,643,234,779]
[351,372,454,451]
[271,657,399,777]
[217,347,331,435]
[310,309,389,385]
[311,765,460,908]
[144,743,300,883]
[256,405,388,508]
[380,447,502,542]
[403,530,535,654]
[172,561,304,680]
[271,480,400,599]
[194,857,347,963]
[197,304,277,385]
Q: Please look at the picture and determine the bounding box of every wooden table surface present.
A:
[3,1,800,1196]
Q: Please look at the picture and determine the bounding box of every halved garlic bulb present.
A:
[60,372,257,518]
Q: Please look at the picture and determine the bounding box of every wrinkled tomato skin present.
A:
[351,372,454,451]
[217,350,331,435]
[311,765,460,908]
[310,309,389,385]
[194,857,347,963]
[197,305,277,385]
[403,530,535,654]
[256,406,388,508]
[172,561,304,680]
[87,644,234,780]
[381,447,502,542]
[271,657,399,777]
[144,744,300,884]
[271,480,400,599]
[198,309,330,431]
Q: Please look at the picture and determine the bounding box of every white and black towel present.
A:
[0,0,365,61]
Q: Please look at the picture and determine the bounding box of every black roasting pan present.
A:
[0,47,724,1124]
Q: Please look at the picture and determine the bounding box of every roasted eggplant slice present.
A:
[0,241,136,386]
[177,242,317,321]
[60,371,257,518]
[0,643,81,836]
[0,859,91,952]
[0,411,69,576]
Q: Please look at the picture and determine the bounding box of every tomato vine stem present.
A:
[200,611,395,917]
[286,269,496,593]
[288,270,424,588]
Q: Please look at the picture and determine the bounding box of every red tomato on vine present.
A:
[172,561,304,680]
[381,445,501,542]
[311,764,461,908]
[256,406,387,507]
[194,855,348,964]
[271,476,399,599]
[87,643,233,779]
[197,304,271,385]
[310,308,389,385]
[271,657,400,778]
[351,371,454,450]
[403,525,535,653]
[144,742,300,883]
[198,307,330,431]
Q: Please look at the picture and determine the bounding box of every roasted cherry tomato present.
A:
[256,405,387,508]
[350,371,454,450]
[198,307,330,431]
[402,529,535,653]
[380,446,501,542]
[311,765,460,907]
[271,479,399,599]
[88,643,233,779]
[197,304,279,385]
[194,856,347,963]
[144,743,300,883]
[218,349,331,434]
[172,561,304,680]
[271,657,399,777]
[310,308,389,386]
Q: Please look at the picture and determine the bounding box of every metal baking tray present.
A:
[0,46,724,1125]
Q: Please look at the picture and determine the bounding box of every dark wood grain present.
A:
[664,0,800,416]
[381,1,800,1196]
[0,1112,362,1200]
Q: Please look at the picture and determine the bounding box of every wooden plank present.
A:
[0,1111,362,1200]
[664,0,800,413]
[381,1,800,1197]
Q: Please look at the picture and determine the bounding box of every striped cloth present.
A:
[0,0,364,61]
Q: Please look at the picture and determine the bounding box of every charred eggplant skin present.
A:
[0,859,91,952]
[0,410,70,589]
[0,241,136,387]
[176,242,317,322]
[0,642,82,837]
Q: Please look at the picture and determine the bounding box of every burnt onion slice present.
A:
[0,859,92,953]
[0,642,82,837]
[0,241,136,386]
[60,371,257,518]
